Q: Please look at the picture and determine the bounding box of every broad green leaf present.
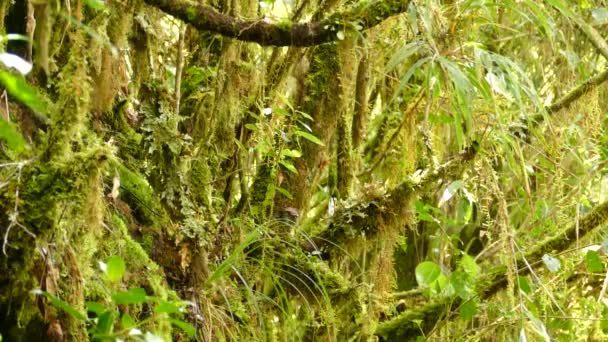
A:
[0,70,47,114]
[84,0,106,10]
[105,255,126,283]
[585,250,604,273]
[459,299,478,321]
[460,254,480,278]
[517,276,532,294]
[415,201,437,223]
[97,311,114,334]
[415,261,442,287]
[0,119,27,154]
[121,313,136,329]
[295,130,324,146]
[112,288,147,305]
[155,301,182,314]
[170,318,196,338]
[86,301,108,315]
[451,271,474,299]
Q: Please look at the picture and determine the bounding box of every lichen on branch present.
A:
[143,0,410,46]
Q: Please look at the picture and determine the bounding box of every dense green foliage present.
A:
[2,0,608,341]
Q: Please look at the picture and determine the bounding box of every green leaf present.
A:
[281,149,302,158]
[112,288,147,305]
[276,186,293,200]
[586,250,604,273]
[450,271,474,299]
[0,70,47,114]
[279,160,298,173]
[0,119,27,154]
[517,276,532,294]
[155,301,182,315]
[38,291,87,321]
[415,261,442,287]
[121,313,136,329]
[294,130,324,146]
[86,302,108,315]
[170,318,195,338]
[84,0,106,10]
[97,311,114,334]
[105,256,126,283]
[415,201,437,223]
[459,299,478,321]
[460,254,480,279]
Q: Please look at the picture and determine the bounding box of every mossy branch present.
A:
[312,145,478,253]
[530,13,608,124]
[375,199,608,339]
[142,0,409,46]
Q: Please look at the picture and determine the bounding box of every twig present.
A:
[2,161,35,256]
[175,22,186,117]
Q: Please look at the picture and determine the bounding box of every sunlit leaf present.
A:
[121,313,136,329]
[415,261,442,287]
[281,149,302,158]
[155,301,182,314]
[84,0,106,10]
[112,288,147,305]
[0,70,47,114]
[295,130,324,146]
[279,160,297,173]
[0,119,27,154]
[105,255,126,283]
[87,301,108,315]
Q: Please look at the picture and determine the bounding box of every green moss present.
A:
[250,160,276,220]
[276,20,292,32]
[113,160,169,227]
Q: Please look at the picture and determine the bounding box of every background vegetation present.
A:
[1,0,608,340]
